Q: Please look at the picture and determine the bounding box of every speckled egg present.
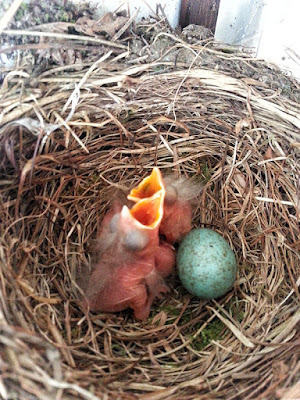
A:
[177,228,237,299]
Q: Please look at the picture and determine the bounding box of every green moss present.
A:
[154,66,165,73]
[90,172,99,183]
[149,304,180,324]
[15,3,29,19]
[71,326,81,340]
[179,309,194,324]
[235,309,244,323]
[11,0,94,30]
[226,297,244,323]
[111,343,127,356]
[158,304,179,314]
[162,362,179,369]
[201,161,213,183]
[191,318,226,350]
[58,8,71,22]
[60,325,81,341]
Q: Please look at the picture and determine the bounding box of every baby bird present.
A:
[129,169,200,244]
[158,175,199,243]
[83,168,172,320]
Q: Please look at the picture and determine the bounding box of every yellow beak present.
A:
[122,190,165,230]
[128,167,165,203]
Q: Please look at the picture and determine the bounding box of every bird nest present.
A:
[0,8,300,400]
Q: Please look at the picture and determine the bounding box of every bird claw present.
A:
[155,283,170,300]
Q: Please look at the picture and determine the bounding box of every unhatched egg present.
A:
[177,228,237,299]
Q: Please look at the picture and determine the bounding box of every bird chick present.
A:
[84,169,171,320]
[128,167,177,271]
[159,176,196,243]
[128,169,201,244]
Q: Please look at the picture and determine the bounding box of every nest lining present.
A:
[0,8,300,400]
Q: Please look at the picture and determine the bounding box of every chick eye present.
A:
[124,230,150,252]
[109,213,120,232]
[165,184,178,205]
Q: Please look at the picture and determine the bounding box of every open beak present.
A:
[121,189,165,231]
[128,167,165,203]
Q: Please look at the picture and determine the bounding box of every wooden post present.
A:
[180,0,221,32]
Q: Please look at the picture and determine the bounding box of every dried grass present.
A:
[0,12,300,400]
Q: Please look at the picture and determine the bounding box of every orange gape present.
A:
[128,167,178,274]
[128,169,194,244]
[84,168,196,320]
[84,168,174,320]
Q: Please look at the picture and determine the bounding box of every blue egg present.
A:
[177,228,237,299]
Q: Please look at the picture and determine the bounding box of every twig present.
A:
[0,0,24,35]
[2,29,127,49]
[112,8,140,42]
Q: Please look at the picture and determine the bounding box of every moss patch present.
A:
[192,318,227,350]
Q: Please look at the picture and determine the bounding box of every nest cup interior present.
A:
[0,14,300,400]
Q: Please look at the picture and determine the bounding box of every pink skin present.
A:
[155,241,176,278]
[83,169,198,320]
[85,254,169,320]
[84,190,172,320]
[159,201,193,244]
[128,172,196,244]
